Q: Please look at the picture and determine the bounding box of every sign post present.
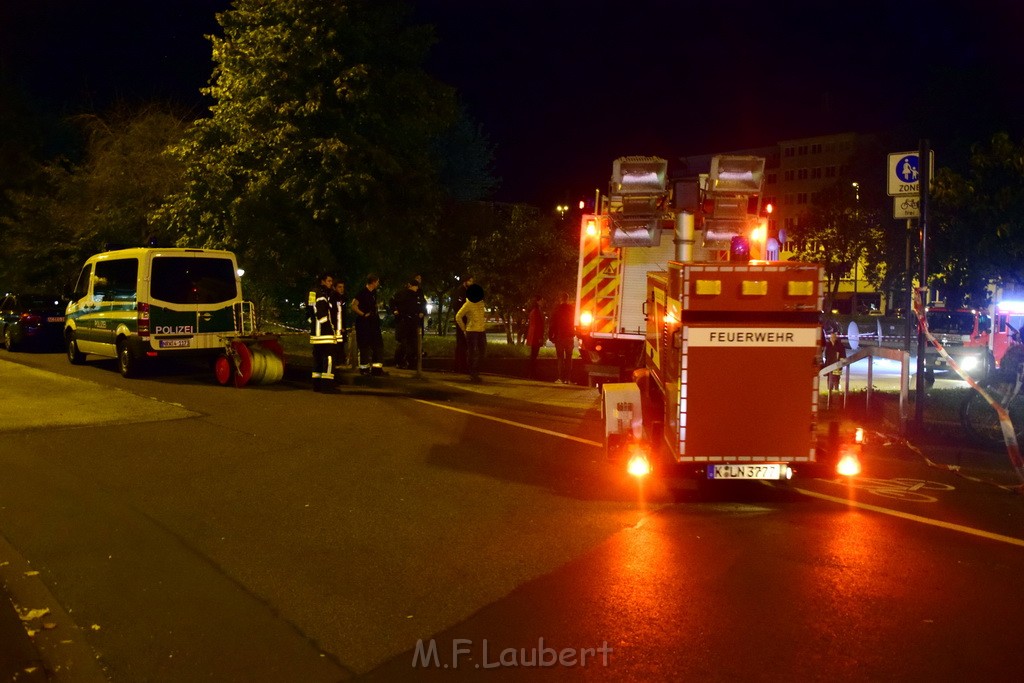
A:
[888,147,934,431]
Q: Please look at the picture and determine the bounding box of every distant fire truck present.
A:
[923,303,1021,381]
[579,156,861,481]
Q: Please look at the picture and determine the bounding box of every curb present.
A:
[0,534,107,682]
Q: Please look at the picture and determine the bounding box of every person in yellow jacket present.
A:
[455,283,486,382]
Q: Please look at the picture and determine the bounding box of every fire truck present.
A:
[923,303,1021,381]
[579,156,862,481]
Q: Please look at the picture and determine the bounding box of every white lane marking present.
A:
[411,399,603,447]
[414,397,1024,548]
[793,487,1024,548]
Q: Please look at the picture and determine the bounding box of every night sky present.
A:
[2,0,1022,207]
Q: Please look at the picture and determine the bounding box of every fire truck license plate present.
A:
[708,464,782,480]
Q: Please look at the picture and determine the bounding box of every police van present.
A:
[64,247,245,377]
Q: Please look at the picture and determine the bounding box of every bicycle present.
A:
[960,359,1024,447]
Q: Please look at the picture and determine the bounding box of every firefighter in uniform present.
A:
[308,273,339,393]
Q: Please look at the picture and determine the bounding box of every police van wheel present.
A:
[117,340,140,378]
[66,332,85,364]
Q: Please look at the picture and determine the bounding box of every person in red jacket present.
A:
[525,295,545,378]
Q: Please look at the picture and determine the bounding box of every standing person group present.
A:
[311,270,578,388]
[549,291,576,384]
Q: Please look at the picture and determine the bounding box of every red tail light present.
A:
[626,444,652,478]
[836,445,862,477]
[138,302,150,337]
[20,313,42,326]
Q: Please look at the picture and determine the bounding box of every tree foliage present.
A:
[930,132,1024,306]
[1,106,187,291]
[154,0,457,302]
[788,180,886,311]
[466,203,577,342]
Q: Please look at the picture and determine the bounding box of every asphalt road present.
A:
[2,349,1024,681]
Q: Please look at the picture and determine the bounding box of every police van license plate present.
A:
[158,339,191,348]
[707,464,782,480]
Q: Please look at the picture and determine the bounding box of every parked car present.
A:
[1,293,66,351]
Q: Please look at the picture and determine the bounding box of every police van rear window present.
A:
[150,257,238,304]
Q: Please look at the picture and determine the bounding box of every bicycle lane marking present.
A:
[411,398,604,447]
[819,477,955,502]
[791,486,1024,548]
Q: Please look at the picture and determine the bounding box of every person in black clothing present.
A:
[452,275,473,373]
[549,291,576,384]
[412,273,428,330]
[308,272,339,393]
[822,331,847,390]
[390,278,424,369]
[351,274,385,375]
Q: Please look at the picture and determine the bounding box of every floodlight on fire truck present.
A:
[709,156,765,193]
[612,156,668,194]
[585,219,598,237]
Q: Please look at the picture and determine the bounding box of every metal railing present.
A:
[820,346,911,435]
[233,301,257,336]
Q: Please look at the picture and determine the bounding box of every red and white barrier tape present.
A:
[871,427,1024,495]
[912,289,1024,488]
